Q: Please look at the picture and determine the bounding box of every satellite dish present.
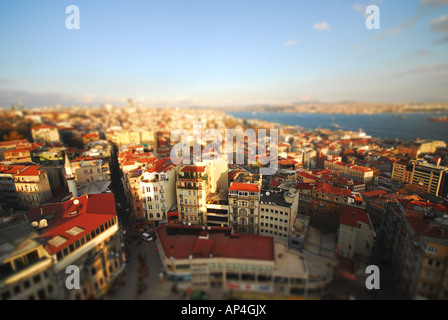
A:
[266,191,270,196]
[74,199,79,205]
[38,219,48,229]
[31,221,39,228]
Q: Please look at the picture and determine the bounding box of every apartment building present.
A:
[206,189,230,228]
[299,182,365,232]
[70,157,111,186]
[337,206,375,260]
[0,139,29,161]
[0,222,54,300]
[324,160,374,183]
[176,162,228,226]
[397,139,446,159]
[3,148,33,163]
[228,173,262,235]
[259,187,299,245]
[177,165,209,226]
[0,165,26,208]
[31,125,61,144]
[410,161,448,198]
[0,193,125,300]
[382,198,448,299]
[155,224,334,299]
[391,161,413,183]
[14,166,53,209]
[105,128,156,149]
[140,158,177,226]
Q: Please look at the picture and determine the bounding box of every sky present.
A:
[0,0,447,108]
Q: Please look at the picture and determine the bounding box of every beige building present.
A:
[156,224,334,299]
[410,161,448,197]
[0,193,126,300]
[31,125,61,143]
[0,222,54,300]
[228,174,262,235]
[392,161,413,183]
[177,165,209,226]
[106,128,156,149]
[397,139,446,159]
[337,206,375,260]
[176,162,228,226]
[71,157,111,186]
[325,160,374,183]
[14,166,53,209]
[259,187,299,245]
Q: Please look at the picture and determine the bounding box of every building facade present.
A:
[31,125,61,144]
[259,188,299,245]
[140,159,177,226]
[14,166,53,209]
[0,193,126,300]
[228,180,262,235]
[337,206,375,260]
[155,224,333,299]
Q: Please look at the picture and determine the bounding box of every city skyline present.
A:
[1,0,448,108]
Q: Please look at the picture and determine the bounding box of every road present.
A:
[105,145,185,300]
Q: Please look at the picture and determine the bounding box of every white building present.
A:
[140,159,177,226]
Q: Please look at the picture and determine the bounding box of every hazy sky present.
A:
[0,0,447,108]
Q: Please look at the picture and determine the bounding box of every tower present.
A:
[64,152,78,199]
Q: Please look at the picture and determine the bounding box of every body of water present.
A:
[226,111,448,143]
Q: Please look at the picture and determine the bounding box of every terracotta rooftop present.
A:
[15,165,43,177]
[229,182,260,193]
[156,224,275,261]
[25,193,117,255]
[340,205,371,228]
[180,165,206,173]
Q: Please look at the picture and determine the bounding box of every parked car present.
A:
[140,232,153,242]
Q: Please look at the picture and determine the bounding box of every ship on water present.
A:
[428,115,448,122]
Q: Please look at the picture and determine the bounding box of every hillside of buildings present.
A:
[0,104,448,301]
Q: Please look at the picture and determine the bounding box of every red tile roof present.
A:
[180,165,206,173]
[32,124,58,130]
[145,158,175,173]
[25,193,117,255]
[14,165,43,176]
[156,224,274,261]
[297,172,318,180]
[405,213,448,240]
[0,165,27,174]
[361,189,388,198]
[229,182,259,193]
[340,206,371,228]
[315,182,352,197]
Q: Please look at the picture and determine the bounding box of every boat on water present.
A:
[429,115,448,122]
[331,123,340,128]
[392,114,407,119]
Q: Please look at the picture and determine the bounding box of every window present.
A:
[33,274,41,284]
[427,245,439,255]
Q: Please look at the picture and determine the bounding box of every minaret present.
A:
[64,152,78,199]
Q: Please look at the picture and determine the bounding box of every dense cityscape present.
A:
[1,0,448,310]
[0,102,447,303]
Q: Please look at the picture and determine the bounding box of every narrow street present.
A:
[105,146,185,300]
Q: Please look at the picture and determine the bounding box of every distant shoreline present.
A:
[221,102,448,115]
